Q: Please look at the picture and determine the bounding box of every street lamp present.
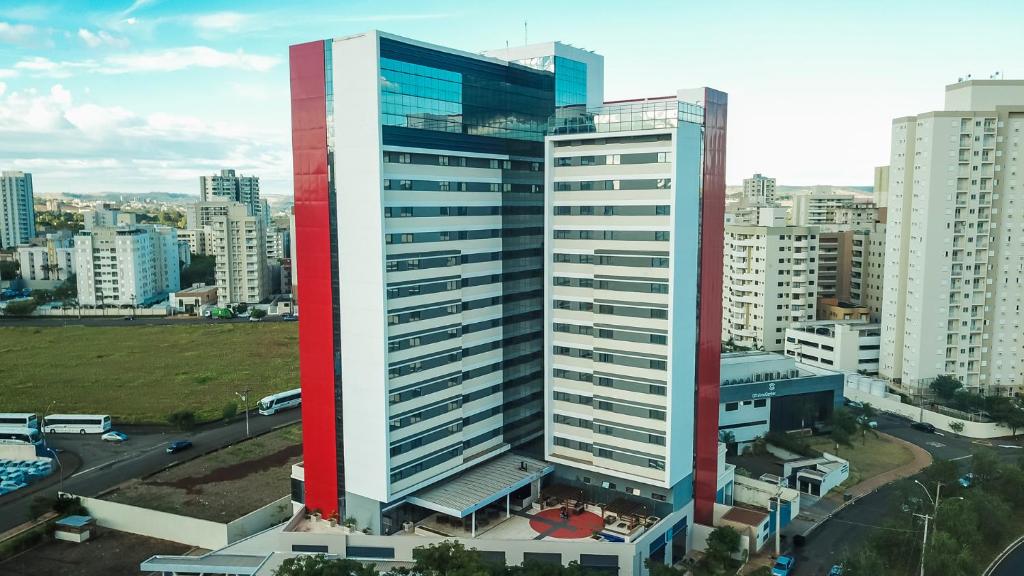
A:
[912,480,964,576]
[46,447,64,495]
[235,389,251,437]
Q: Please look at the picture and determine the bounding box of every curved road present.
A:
[0,410,300,534]
[991,538,1024,576]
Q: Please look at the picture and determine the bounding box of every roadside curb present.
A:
[984,534,1024,576]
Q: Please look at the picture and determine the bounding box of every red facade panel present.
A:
[289,40,339,516]
[694,88,728,525]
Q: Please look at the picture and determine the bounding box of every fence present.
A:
[843,386,1009,439]
[31,307,170,317]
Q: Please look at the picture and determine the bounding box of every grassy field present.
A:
[0,323,299,424]
[807,432,915,488]
[107,424,301,521]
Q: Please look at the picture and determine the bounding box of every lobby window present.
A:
[725,402,738,412]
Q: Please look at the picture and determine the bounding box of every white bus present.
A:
[42,414,112,434]
[0,413,39,429]
[258,389,302,416]
[0,426,43,446]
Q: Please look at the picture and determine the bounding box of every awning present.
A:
[140,553,271,575]
[405,453,553,518]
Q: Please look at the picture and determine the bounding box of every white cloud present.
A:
[0,69,17,79]
[121,0,154,18]
[0,4,56,21]
[78,28,129,49]
[14,46,278,78]
[0,21,37,46]
[193,11,248,32]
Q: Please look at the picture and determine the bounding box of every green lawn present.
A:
[0,323,299,424]
[806,433,915,489]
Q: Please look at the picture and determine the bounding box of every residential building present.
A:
[722,225,819,351]
[832,202,878,228]
[185,201,237,229]
[200,169,261,215]
[545,90,727,533]
[16,232,76,282]
[266,227,286,260]
[0,171,35,248]
[816,298,870,321]
[74,225,180,306]
[785,320,881,374]
[81,203,136,230]
[845,223,887,321]
[719,352,844,449]
[208,202,268,305]
[178,228,209,255]
[169,283,218,315]
[789,190,856,226]
[816,231,840,298]
[741,173,776,207]
[880,80,1024,395]
[873,165,889,208]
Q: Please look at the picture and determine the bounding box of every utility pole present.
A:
[774,477,784,556]
[912,480,962,576]
[913,512,931,576]
[235,388,251,437]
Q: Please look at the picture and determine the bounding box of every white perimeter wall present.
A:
[844,385,1010,438]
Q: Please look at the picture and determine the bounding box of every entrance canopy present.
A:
[406,453,553,518]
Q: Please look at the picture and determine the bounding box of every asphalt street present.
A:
[790,412,1023,576]
[992,539,1024,576]
[0,409,300,533]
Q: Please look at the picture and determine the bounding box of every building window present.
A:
[725,402,738,412]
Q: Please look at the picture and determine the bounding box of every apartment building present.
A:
[81,203,137,230]
[178,228,209,255]
[185,200,238,229]
[873,166,890,208]
[208,202,268,305]
[785,320,881,375]
[881,80,1024,395]
[832,202,878,228]
[74,225,180,306]
[741,173,777,207]
[0,171,35,248]
[722,225,819,352]
[200,169,261,215]
[16,232,76,281]
[842,223,886,320]
[790,190,856,226]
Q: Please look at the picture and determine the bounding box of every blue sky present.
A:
[0,0,1021,196]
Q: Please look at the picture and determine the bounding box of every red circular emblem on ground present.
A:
[529,507,606,539]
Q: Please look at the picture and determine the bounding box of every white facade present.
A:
[200,169,260,215]
[0,171,35,248]
[178,228,209,255]
[785,320,881,375]
[544,95,702,492]
[741,173,776,207]
[880,80,1024,395]
[17,245,75,281]
[185,201,237,229]
[208,202,268,305]
[722,225,819,351]
[789,190,856,226]
[81,204,136,231]
[74,225,180,306]
[847,223,886,321]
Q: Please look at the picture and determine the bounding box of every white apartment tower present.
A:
[881,80,1024,395]
[790,190,856,226]
[75,225,180,306]
[208,202,268,305]
[722,225,819,351]
[0,171,35,248]
[742,173,777,207]
[200,169,261,215]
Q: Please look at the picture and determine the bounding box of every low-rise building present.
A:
[816,297,870,321]
[170,284,218,315]
[16,232,76,282]
[784,320,881,375]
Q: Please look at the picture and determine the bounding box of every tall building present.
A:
[208,202,268,305]
[544,91,727,530]
[185,200,237,229]
[873,165,890,208]
[841,222,886,321]
[290,30,726,546]
[178,228,209,255]
[789,190,856,226]
[881,80,1024,395]
[0,171,36,248]
[741,173,776,207]
[74,225,180,306]
[200,169,261,215]
[722,225,819,352]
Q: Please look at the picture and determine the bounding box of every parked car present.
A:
[910,421,937,433]
[101,431,129,442]
[166,440,193,454]
[772,555,795,576]
[249,315,262,322]
[959,472,974,488]
[121,316,134,321]
[844,398,863,409]
[857,415,878,428]
[829,565,844,576]
[281,314,298,321]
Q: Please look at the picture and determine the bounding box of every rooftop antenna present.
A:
[524,20,528,46]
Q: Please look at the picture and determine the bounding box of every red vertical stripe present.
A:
[290,40,339,517]
[694,88,728,525]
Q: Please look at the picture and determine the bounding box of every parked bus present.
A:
[0,413,39,429]
[42,414,112,434]
[0,426,43,446]
[257,389,302,416]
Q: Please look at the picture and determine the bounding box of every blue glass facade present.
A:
[554,56,587,107]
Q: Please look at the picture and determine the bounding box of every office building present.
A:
[74,225,180,307]
[545,90,727,532]
[880,80,1024,395]
[741,173,776,207]
[722,225,819,351]
[789,190,856,226]
[0,171,35,248]
[208,202,268,305]
[200,169,261,215]
[785,320,881,375]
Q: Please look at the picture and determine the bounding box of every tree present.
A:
[251,308,267,320]
[697,526,742,575]
[920,459,959,488]
[180,254,216,287]
[30,289,53,305]
[167,409,197,431]
[972,448,1000,484]
[222,402,238,420]
[0,259,19,280]
[949,420,965,436]
[410,541,490,576]
[234,302,249,314]
[746,568,773,576]
[718,430,735,444]
[841,546,886,576]
[53,274,77,300]
[930,375,962,400]
[829,407,858,453]
[273,554,378,576]
[1000,407,1024,437]
[4,300,37,316]
[858,403,879,443]
[924,530,975,576]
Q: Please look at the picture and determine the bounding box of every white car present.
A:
[101,431,129,442]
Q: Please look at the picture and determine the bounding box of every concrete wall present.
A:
[0,444,40,461]
[844,385,1008,439]
[733,476,801,519]
[80,496,229,549]
[226,496,292,544]
[31,307,169,317]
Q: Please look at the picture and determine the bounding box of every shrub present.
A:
[168,409,197,431]
[765,431,819,458]
[4,300,37,316]
[222,402,238,420]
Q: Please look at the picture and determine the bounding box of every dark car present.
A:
[166,440,193,454]
[910,421,937,433]
[281,314,298,321]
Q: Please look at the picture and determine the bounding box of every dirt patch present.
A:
[0,529,190,576]
[150,443,301,493]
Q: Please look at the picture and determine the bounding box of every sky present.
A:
[0,0,1022,197]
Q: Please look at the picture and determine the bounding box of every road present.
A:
[0,315,294,327]
[0,409,300,533]
[992,538,1024,576]
[790,412,1023,576]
